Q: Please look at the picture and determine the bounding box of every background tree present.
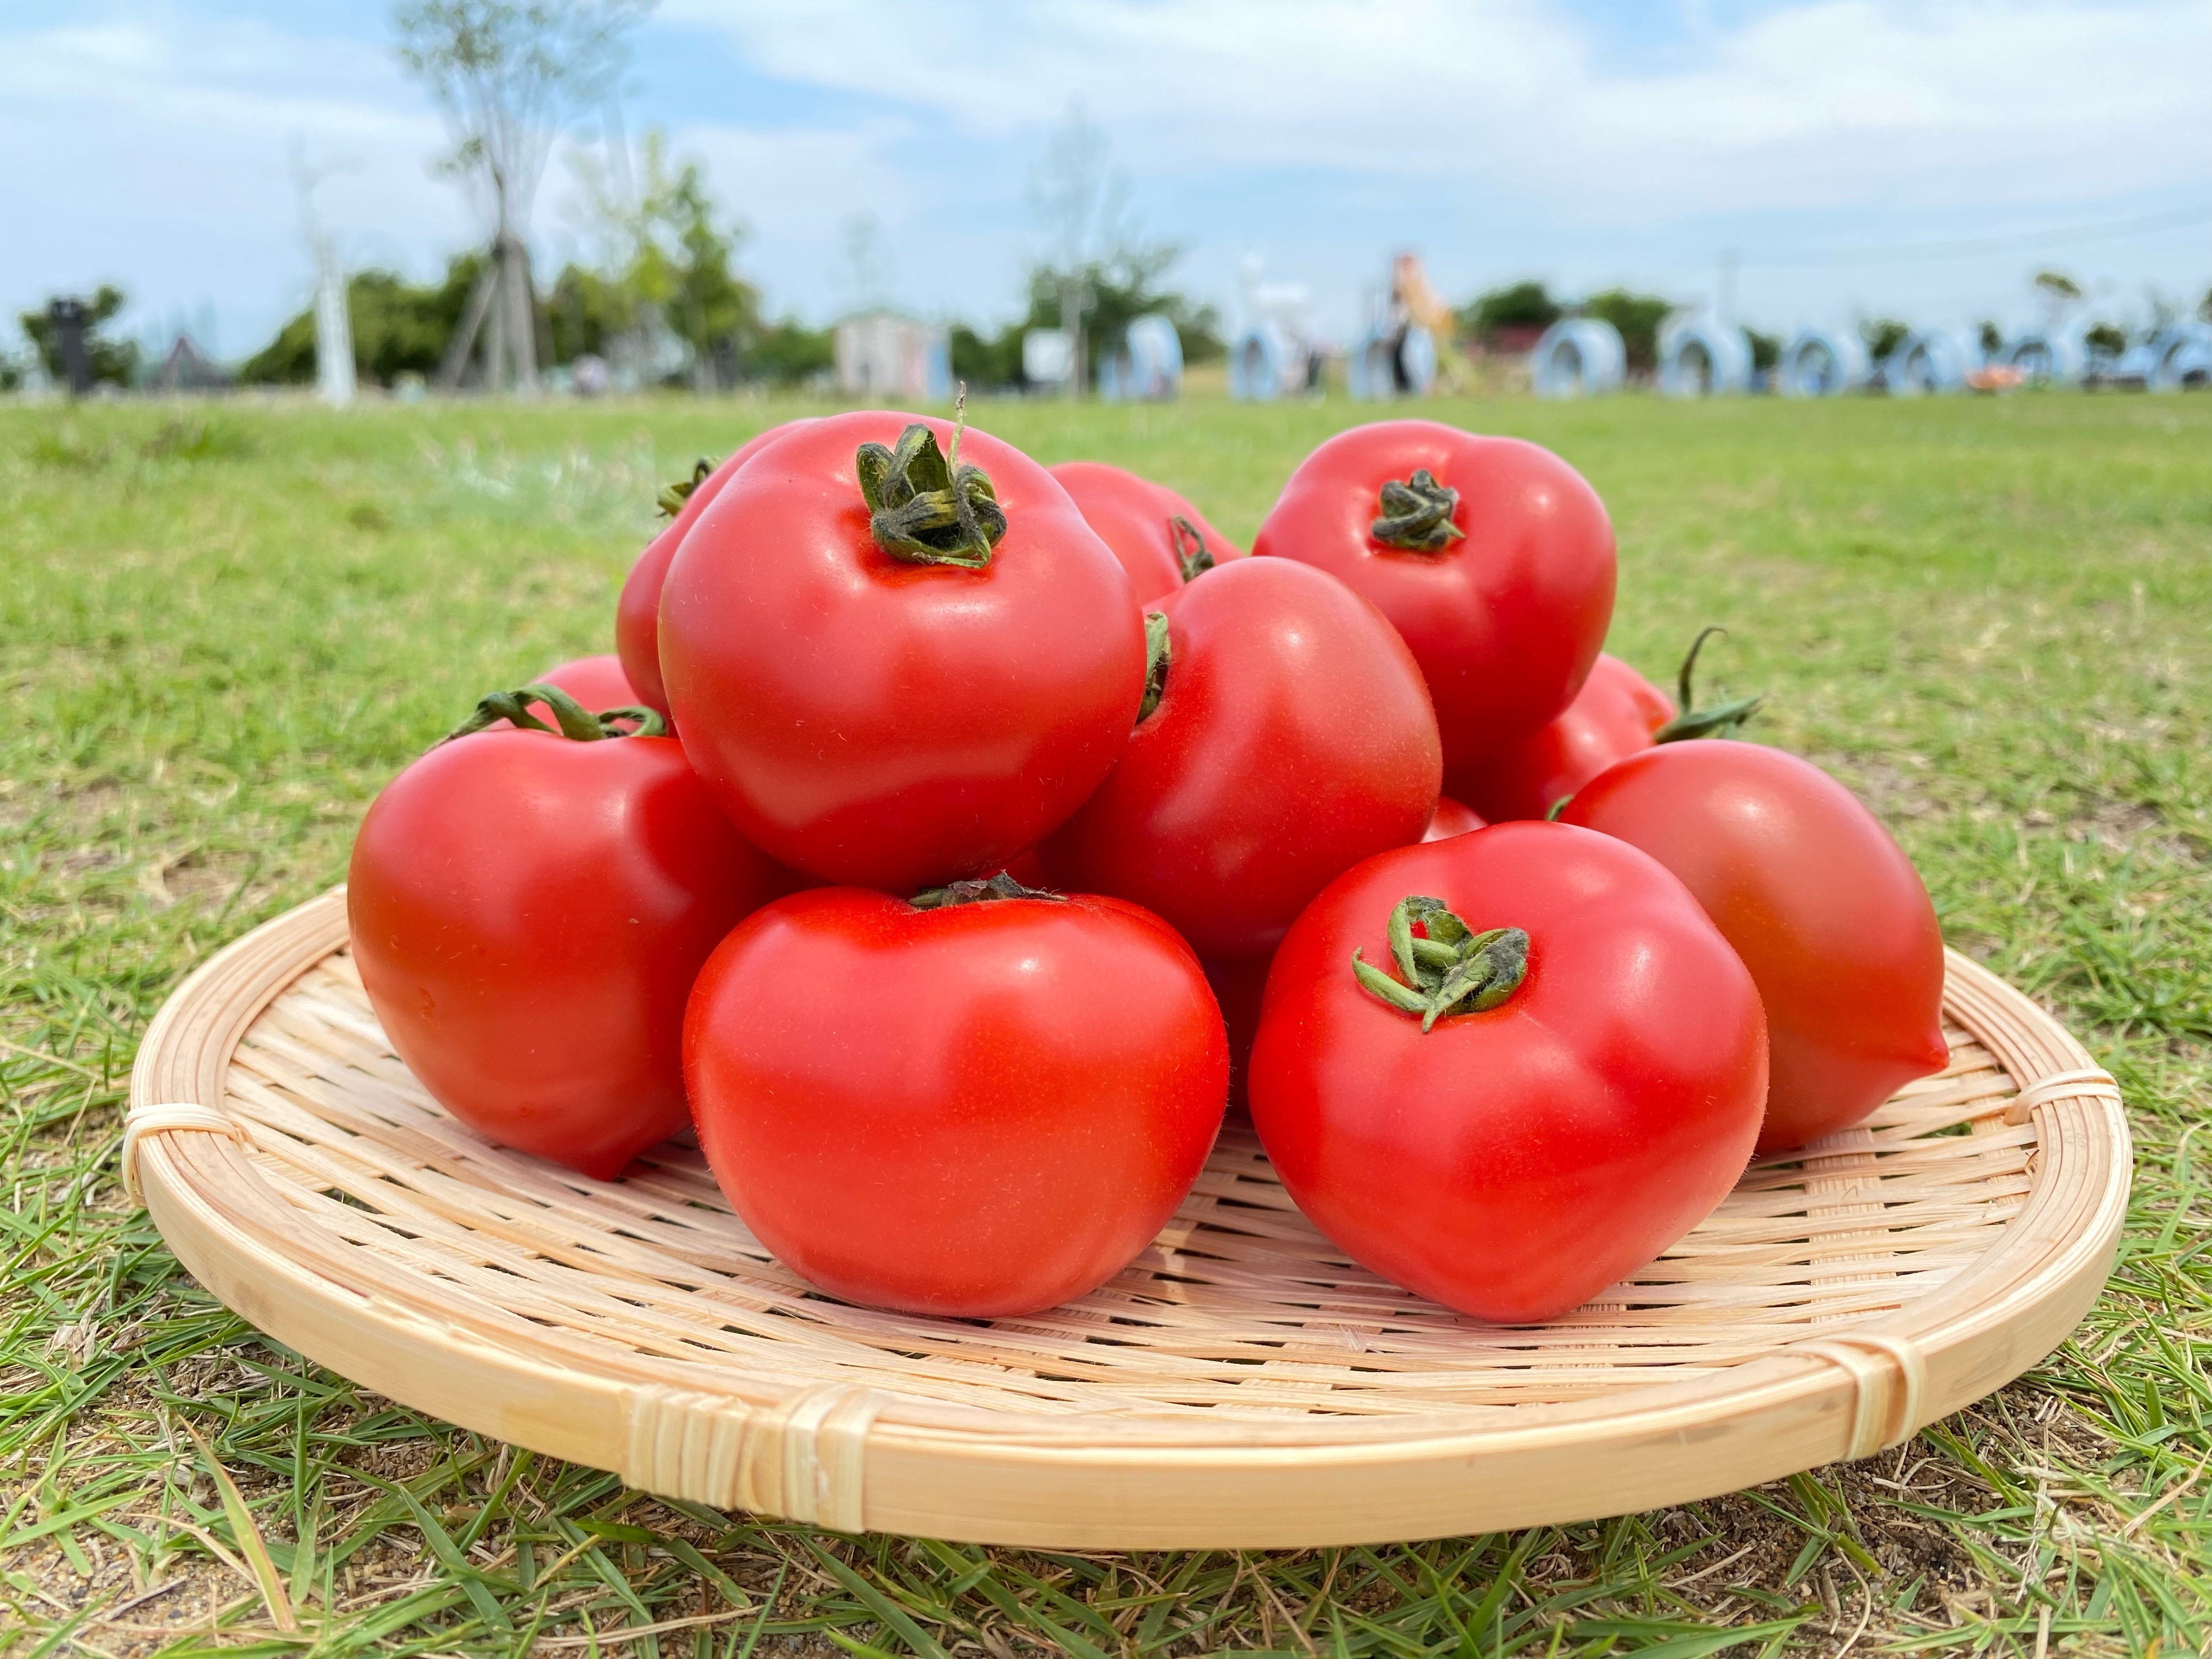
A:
[1860,317,1911,361]
[1579,288,1673,374]
[1459,280,1561,345]
[19,286,139,387]
[393,0,648,393]
[241,258,487,386]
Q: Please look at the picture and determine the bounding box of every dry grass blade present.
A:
[183,1422,299,1633]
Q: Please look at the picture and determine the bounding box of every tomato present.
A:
[1048,460,1244,606]
[528,654,640,726]
[1248,822,1767,1322]
[615,421,810,718]
[1559,740,1948,1154]
[660,412,1144,891]
[349,685,789,1180]
[1453,653,1673,822]
[1252,420,1615,770]
[1423,796,1486,841]
[1203,952,1272,1111]
[1041,556,1441,958]
[684,877,1228,1316]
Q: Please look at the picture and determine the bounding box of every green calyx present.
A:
[1168,515,1216,583]
[1137,611,1171,723]
[657,458,713,518]
[910,870,1065,910]
[1371,469,1466,553]
[1352,896,1530,1032]
[1654,625,1763,743]
[443,684,667,744]
[855,397,1007,569]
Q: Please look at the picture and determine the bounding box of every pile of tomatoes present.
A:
[348,413,1948,1325]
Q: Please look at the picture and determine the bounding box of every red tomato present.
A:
[349,686,788,1181]
[1203,952,1272,1112]
[1048,460,1244,606]
[530,654,640,725]
[1453,653,1673,822]
[660,412,1144,891]
[1423,796,1486,841]
[684,880,1228,1316]
[1252,420,1615,770]
[1559,741,1948,1154]
[615,421,810,718]
[1041,557,1441,958]
[1249,822,1767,1322]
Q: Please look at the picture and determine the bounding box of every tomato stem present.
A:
[1168,515,1216,583]
[855,409,1007,569]
[1655,626,1763,742]
[1370,469,1466,553]
[443,684,667,744]
[911,870,1066,910]
[656,458,713,518]
[1352,895,1528,1030]
[1137,611,1172,723]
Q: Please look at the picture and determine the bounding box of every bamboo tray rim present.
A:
[125,887,2133,1546]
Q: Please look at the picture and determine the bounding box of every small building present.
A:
[834,311,949,403]
[147,335,231,394]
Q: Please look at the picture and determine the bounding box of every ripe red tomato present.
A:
[684,879,1228,1316]
[1453,653,1673,822]
[1041,556,1441,958]
[1203,952,1271,1112]
[349,686,789,1181]
[1249,822,1767,1322]
[615,421,810,718]
[660,412,1145,891]
[1252,420,1615,770]
[1048,460,1244,606]
[1559,741,1948,1154]
[1423,795,1486,841]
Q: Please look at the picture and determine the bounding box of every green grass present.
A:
[2,388,2209,1656]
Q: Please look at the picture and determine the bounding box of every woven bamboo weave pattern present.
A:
[207,945,2033,1419]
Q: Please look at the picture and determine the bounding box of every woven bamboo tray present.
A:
[126,887,2130,1549]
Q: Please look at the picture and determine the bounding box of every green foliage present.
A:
[2086,321,2129,357]
[18,284,139,386]
[1861,318,1911,360]
[951,321,1024,389]
[2199,285,2211,323]
[2034,269,2083,302]
[736,317,833,385]
[1745,328,1781,371]
[5,397,2212,1654]
[545,261,629,364]
[239,257,487,387]
[1023,255,1223,387]
[1979,319,2006,356]
[1460,279,1563,341]
[1579,287,1674,371]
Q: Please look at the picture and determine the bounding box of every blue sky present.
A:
[3,0,2209,360]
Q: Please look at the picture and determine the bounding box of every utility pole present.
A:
[291,138,358,408]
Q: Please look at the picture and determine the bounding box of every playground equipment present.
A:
[1348,322,1437,399]
[1657,317,1753,398]
[2000,321,2091,387]
[1530,318,1626,399]
[1882,331,1975,397]
[1228,256,1324,402]
[1096,315,1184,402]
[2143,323,2212,391]
[1778,328,1872,397]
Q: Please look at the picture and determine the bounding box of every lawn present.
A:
[2,388,2209,1657]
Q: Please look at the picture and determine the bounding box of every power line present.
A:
[1741,204,2212,268]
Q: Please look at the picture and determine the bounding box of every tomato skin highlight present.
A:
[684,887,1228,1317]
[614,421,810,718]
[1048,460,1244,606]
[1253,420,1616,770]
[1423,795,1486,841]
[348,730,789,1181]
[1558,740,1949,1154]
[1041,557,1441,960]
[1453,653,1673,823]
[1249,822,1768,1323]
[659,411,1146,892]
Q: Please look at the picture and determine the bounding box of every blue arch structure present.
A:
[2147,323,2212,391]
[1098,315,1184,402]
[1348,325,1437,400]
[1227,327,1286,402]
[1658,320,1752,398]
[2001,324,2090,387]
[1531,319,1626,399]
[1883,331,1973,396]
[1778,329,1871,397]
